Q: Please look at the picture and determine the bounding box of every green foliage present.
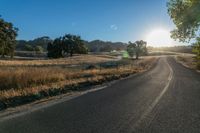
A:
[24,44,34,51]
[47,34,88,58]
[35,46,44,53]
[127,40,147,59]
[192,37,200,69]
[167,0,200,68]
[0,16,18,58]
[85,40,127,52]
[167,0,200,42]
[127,42,135,58]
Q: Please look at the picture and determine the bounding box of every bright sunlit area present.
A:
[146,28,174,47]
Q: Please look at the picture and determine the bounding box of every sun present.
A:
[146,28,173,47]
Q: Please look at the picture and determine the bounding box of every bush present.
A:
[35,46,44,53]
[24,44,34,51]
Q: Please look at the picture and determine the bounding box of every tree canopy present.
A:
[127,40,147,59]
[167,0,200,42]
[167,0,200,68]
[0,16,18,58]
[47,34,88,58]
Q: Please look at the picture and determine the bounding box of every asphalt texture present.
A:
[0,56,200,133]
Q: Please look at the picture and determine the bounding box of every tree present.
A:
[167,0,200,42]
[47,34,88,58]
[127,41,135,58]
[24,44,34,51]
[127,40,147,59]
[47,38,63,58]
[192,37,200,69]
[35,46,44,53]
[167,0,200,68]
[0,17,18,58]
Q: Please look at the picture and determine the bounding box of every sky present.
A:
[0,0,184,45]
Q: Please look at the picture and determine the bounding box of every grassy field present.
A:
[0,55,117,67]
[0,55,157,110]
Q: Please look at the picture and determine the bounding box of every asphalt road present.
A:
[1,57,200,133]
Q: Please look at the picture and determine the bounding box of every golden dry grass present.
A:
[176,55,196,69]
[0,55,117,67]
[0,56,157,107]
[0,69,138,100]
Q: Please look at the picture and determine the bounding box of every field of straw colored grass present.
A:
[0,55,117,67]
[0,55,157,110]
[176,55,198,69]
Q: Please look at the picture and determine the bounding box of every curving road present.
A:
[1,57,200,133]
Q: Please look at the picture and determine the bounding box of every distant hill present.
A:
[17,38,128,52]
[16,36,53,51]
[16,37,192,54]
[85,40,127,52]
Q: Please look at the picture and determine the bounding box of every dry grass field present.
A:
[0,55,117,67]
[0,55,157,110]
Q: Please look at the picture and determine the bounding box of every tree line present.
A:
[2,0,200,61]
[0,15,148,59]
[16,36,52,52]
[16,39,127,53]
[0,16,89,58]
[0,16,18,58]
[167,0,200,69]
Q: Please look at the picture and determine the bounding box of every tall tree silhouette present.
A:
[47,34,88,58]
[127,40,147,59]
[0,16,18,58]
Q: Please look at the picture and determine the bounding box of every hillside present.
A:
[85,40,127,52]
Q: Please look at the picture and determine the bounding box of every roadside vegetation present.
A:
[0,17,18,58]
[176,55,198,70]
[167,0,200,69]
[0,55,157,110]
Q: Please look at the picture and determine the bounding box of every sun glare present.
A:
[146,28,173,47]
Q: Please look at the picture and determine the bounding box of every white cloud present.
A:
[110,24,118,30]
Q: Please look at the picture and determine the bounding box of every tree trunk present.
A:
[10,51,14,59]
[70,50,73,57]
[1,54,5,58]
[136,52,139,60]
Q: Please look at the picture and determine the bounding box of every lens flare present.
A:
[146,28,173,47]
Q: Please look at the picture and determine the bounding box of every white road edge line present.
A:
[132,58,174,129]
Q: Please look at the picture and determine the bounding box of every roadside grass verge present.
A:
[176,55,199,70]
[0,56,157,111]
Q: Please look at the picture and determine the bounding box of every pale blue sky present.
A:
[0,0,179,44]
